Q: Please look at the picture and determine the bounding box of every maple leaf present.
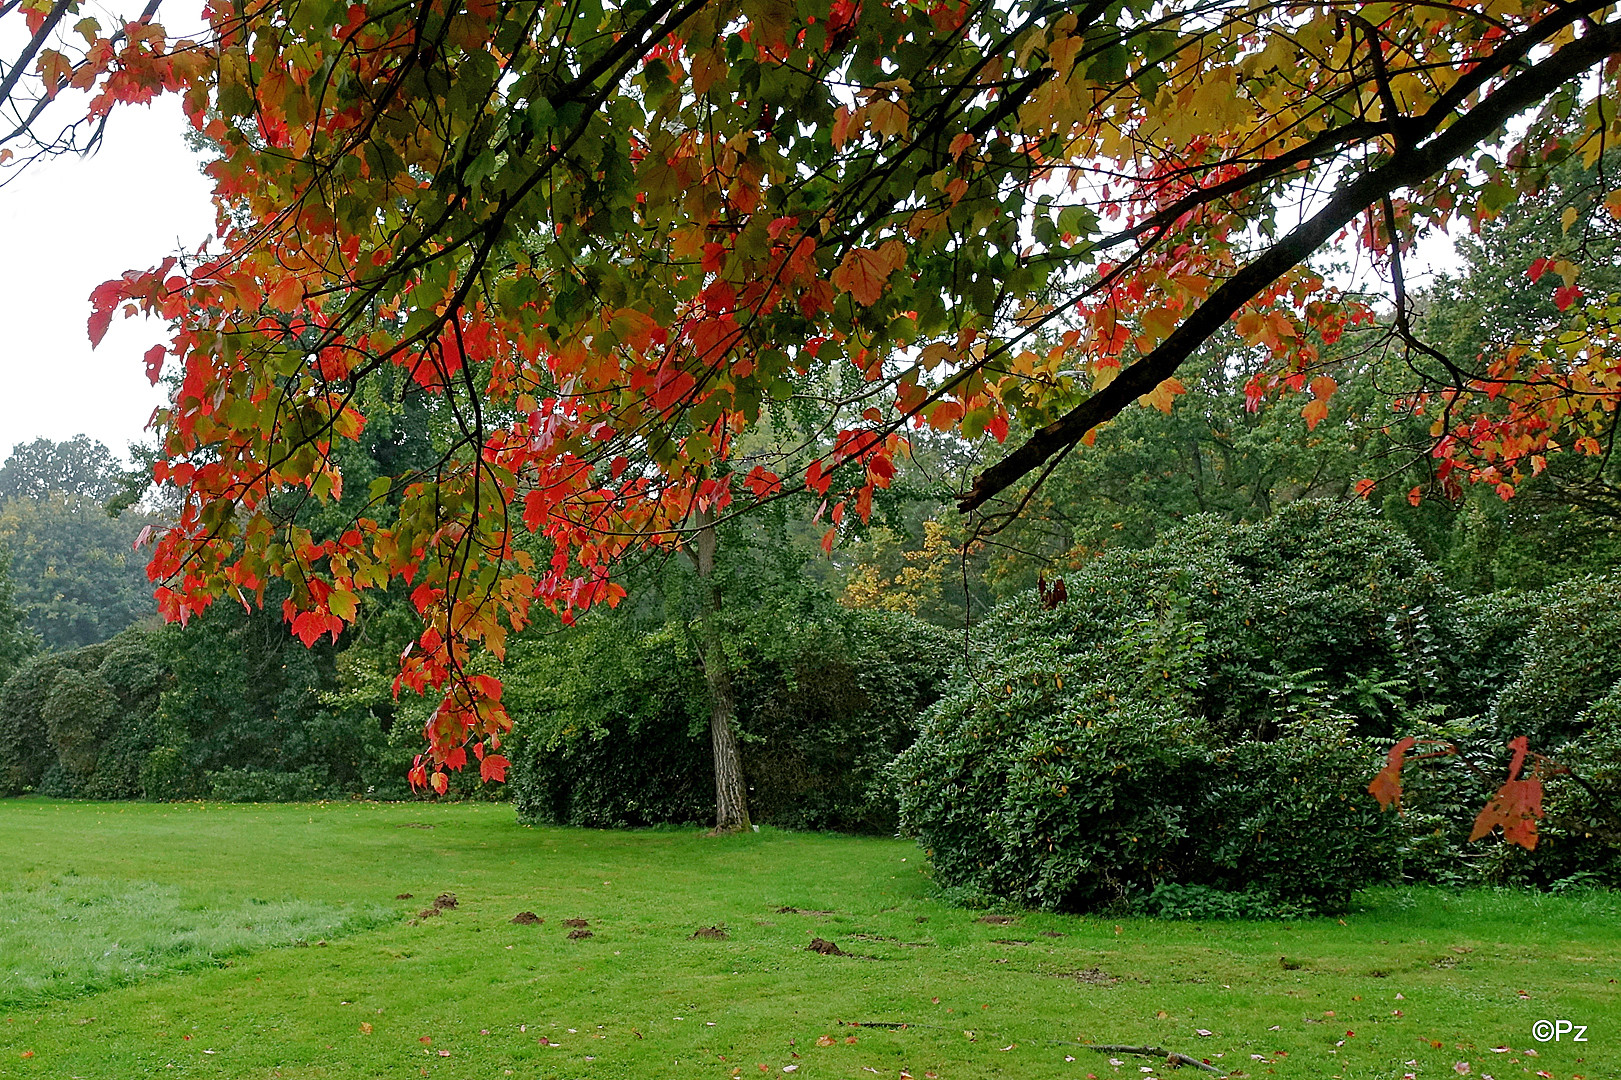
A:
[831,245,904,307]
[1367,737,1416,810]
[1468,737,1544,849]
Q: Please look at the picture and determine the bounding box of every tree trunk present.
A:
[692,509,751,833]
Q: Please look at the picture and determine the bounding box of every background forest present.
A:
[3,182,1620,917]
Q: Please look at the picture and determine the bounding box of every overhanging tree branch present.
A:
[958,16,1621,514]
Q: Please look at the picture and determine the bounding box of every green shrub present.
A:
[1197,721,1400,909]
[0,630,168,799]
[893,504,1430,914]
[1134,883,1309,920]
[139,745,196,801]
[892,670,1397,914]
[42,668,118,787]
[1475,685,1621,889]
[205,765,340,802]
[1488,574,1621,747]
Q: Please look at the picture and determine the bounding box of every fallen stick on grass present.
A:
[1086,1044,1223,1074]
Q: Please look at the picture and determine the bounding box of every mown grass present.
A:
[0,875,393,1009]
[0,799,1615,1080]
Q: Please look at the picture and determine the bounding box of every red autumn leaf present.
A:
[1553,283,1582,311]
[430,771,449,795]
[143,344,166,383]
[1367,736,1416,810]
[805,458,832,494]
[87,279,126,347]
[1353,478,1376,499]
[292,610,331,647]
[831,247,893,306]
[1527,256,1551,283]
[480,754,510,782]
[1470,778,1544,848]
[1468,736,1543,848]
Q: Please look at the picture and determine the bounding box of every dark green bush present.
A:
[1475,685,1621,889]
[893,504,1431,914]
[42,668,118,788]
[892,667,1398,915]
[1488,574,1621,747]
[506,604,955,831]
[205,765,340,802]
[0,630,168,799]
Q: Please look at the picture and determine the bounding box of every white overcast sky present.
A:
[0,1,213,464]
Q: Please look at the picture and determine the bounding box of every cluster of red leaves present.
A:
[1369,735,1549,850]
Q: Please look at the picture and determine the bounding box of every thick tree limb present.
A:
[958,16,1621,514]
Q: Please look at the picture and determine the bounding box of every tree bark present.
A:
[691,508,751,833]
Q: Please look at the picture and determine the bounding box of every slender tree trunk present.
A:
[692,509,751,833]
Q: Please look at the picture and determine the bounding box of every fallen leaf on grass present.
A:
[360,1023,372,1035]
[816,1036,835,1047]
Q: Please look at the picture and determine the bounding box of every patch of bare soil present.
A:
[806,938,847,956]
[691,926,729,940]
[1060,967,1119,986]
[395,893,414,900]
[1041,930,1065,938]
[511,912,542,925]
[567,928,594,940]
[417,907,441,919]
[396,822,436,829]
[976,914,1016,925]
[776,906,835,916]
[432,893,458,910]
[562,918,589,928]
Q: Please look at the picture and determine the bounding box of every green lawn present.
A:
[0,800,1613,1080]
